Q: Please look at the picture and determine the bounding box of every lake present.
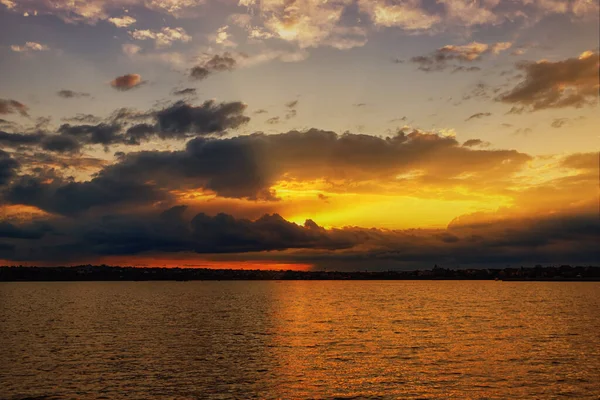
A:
[1,281,599,399]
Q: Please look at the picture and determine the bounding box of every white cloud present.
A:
[10,42,50,52]
[228,13,252,27]
[130,27,191,48]
[122,43,142,56]
[360,0,441,30]
[108,15,136,27]
[213,25,237,47]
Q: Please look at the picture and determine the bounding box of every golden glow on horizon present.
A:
[0,256,313,270]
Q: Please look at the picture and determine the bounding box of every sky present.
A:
[0,0,599,269]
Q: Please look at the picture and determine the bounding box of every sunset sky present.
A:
[0,0,598,269]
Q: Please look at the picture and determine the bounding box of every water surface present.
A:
[1,281,599,399]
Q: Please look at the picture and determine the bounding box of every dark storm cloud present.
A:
[499,52,599,111]
[0,100,251,152]
[0,99,29,116]
[173,88,197,96]
[89,128,530,201]
[190,53,237,80]
[155,100,249,135]
[189,212,356,253]
[58,123,123,146]
[0,207,361,261]
[0,131,44,147]
[311,211,600,270]
[465,112,492,121]
[0,221,48,240]
[41,134,82,153]
[0,150,20,186]
[0,130,81,153]
[125,123,157,144]
[57,90,91,99]
[1,206,598,267]
[110,74,144,91]
[4,174,169,217]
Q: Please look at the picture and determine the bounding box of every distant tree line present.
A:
[1,264,599,282]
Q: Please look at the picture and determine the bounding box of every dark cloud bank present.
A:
[0,100,249,152]
[1,122,598,267]
[1,203,598,269]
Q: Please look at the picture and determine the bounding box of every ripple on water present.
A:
[1,281,599,399]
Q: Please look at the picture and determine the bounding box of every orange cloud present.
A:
[110,73,144,91]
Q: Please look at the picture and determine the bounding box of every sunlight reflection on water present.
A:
[1,281,599,399]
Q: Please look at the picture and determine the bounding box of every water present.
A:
[1,281,599,399]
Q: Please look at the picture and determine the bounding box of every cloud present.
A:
[57,90,91,99]
[130,27,191,48]
[1,203,598,267]
[462,139,489,147]
[10,42,49,52]
[172,88,197,96]
[499,51,599,111]
[3,0,596,45]
[561,152,597,171]
[229,13,252,27]
[154,100,249,136]
[465,112,492,121]
[0,221,48,239]
[110,74,144,91]
[4,174,168,217]
[0,131,44,147]
[411,41,512,72]
[359,0,441,31]
[550,118,569,128]
[0,150,20,186]
[190,66,210,80]
[266,117,280,125]
[190,53,237,80]
[62,114,102,124]
[452,66,481,73]
[122,43,142,56]
[513,127,532,135]
[0,130,84,153]
[0,99,29,117]
[0,0,208,23]
[212,25,236,47]
[189,212,356,253]
[0,98,251,153]
[58,123,123,146]
[75,128,532,202]
[41,135,82,153]
[108,15,136,27]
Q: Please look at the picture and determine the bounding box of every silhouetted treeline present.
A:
[1,264,599,282]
